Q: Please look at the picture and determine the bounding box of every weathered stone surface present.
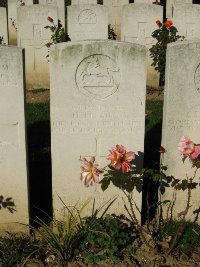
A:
[173,4,200,40]
[121,3,163,88]
[103,0,129,40]
[8,0,33,45]
[0,46,29,232]
[166,0,193,19]
[17,5,58,89]
[50,40,147,220]
[0,7,8,44]
[39,0,65,27]
[134,0,154,3]
[161,40,200,222]
[67,4,108,41]
[71,0,97,4]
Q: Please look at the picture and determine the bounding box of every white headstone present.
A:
[39,0,65,28]
[173,4,200,40]
[121,3,163,88]
[67,5,108,41]
[0,7,8,45]
[166,0,193,19]
[8,0,33,45]
[17,5,58,89]
[161,40,200,222]
[50,40,147,219]
[0,46,29,232]
[71,0,97,4]
[103,0,129,40]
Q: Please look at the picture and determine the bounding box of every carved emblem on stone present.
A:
[78,9,97,24]
[194,63,200,92]
[75,54,120,99]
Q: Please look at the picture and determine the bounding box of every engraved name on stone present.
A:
[167,119,200,131]
[75,54,120,99]
[78,9,97,24]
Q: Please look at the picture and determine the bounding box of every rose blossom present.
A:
[178,136,195,156]
[80,157,101,187]
[107,145,135,173]
[164,19,173,29]
[47,16,53,23]
[156,19,162,27]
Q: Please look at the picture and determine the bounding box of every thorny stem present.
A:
[165,168,198,256]
[124,191,154,250]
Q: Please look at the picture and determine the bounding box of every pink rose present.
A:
[80,157,101,187]
[107,145,135,173]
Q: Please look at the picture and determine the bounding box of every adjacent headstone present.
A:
[172,4,200,40]
[71,0,97,4]
[121,3,163,88]
[50,40,147,220]
[8,0,33,45]
[39,0,65,28]
[67,5,108,41]
[0,7,8,45]
[0,46,29,232]
[161,40,200,222]
[166,0,193,19]
[103,0,129,40]
[17,5,58,89]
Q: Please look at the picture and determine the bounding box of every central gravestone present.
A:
[103,0,129,40]
[0,7,8,44]
[0,46,29,232]
[161,40,200,222]
[67,5,108,41]
[17,5,58,89]
[50,41,147,219]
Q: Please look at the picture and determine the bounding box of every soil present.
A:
[25,86,164,103]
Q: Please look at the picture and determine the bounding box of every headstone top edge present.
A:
[167,39,200,49]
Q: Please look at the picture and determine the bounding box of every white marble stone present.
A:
[161,40,200,222]
[172,4,200,40]
[67,5,108,41]
[50,40,147,220]
[17,5,58,89]
[8,0,33,45]
[39,0,65,28]
[166,0,192,19]
[71,0,97,4]
[121,3,163,88]
[0,46,29,232]
[0,7,8,44]
[103,0,129,40]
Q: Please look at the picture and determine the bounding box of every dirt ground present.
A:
[25,86,164,103]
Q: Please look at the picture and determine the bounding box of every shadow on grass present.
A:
[27,120,52,226]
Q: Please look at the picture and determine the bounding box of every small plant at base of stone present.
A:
[44,16,70,58]
[150,19,184,86]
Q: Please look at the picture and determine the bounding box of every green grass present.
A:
[145,100,163,133]
[26,102,50,125]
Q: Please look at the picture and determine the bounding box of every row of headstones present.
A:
[0,0,199,90]
[0,39,200,231]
